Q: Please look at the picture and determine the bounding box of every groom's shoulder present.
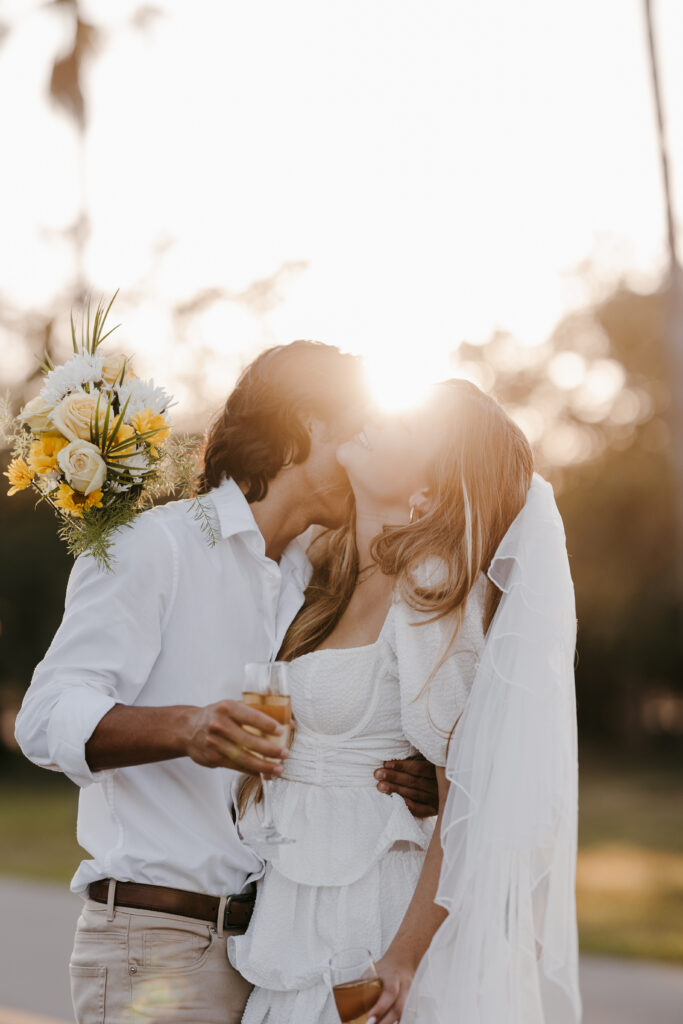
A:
[134,493,217,544]
[106,494,215,564]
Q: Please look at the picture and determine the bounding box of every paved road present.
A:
[1,877,682,1023]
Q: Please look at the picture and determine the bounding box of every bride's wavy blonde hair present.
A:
[237,381,534,814]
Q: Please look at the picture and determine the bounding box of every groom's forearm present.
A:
[85,699,290,776]
[85,703,196,770]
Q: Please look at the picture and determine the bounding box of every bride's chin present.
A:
[335,443,369,493]
[335,440,356,468]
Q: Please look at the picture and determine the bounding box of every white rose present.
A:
[57,440,107,495]
[51,391,108,442]
[101,353,133,388]
[19,395,55,433]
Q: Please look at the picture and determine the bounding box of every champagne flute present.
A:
[330,948,383,1024]
[242,661,295,846]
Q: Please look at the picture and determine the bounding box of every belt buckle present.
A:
[222,894,234,931]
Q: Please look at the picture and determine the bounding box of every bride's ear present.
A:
[408,486,433,520]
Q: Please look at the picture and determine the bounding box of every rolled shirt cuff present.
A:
[46,689,118,788]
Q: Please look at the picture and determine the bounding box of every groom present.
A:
[15,340,437,1024]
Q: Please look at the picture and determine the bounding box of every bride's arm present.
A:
[368,765,448,1024]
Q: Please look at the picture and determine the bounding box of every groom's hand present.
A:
[374,756,438,818]
[185,700,290,777]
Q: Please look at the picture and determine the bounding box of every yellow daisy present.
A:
[131,409,170,455]
[4,457,34,495]
[54,483,104,518]
[28,436,69,476]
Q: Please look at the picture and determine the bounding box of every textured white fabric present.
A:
[389,572,488,766]
[230,590,486,1023]
[15,478,311,899]
[403,474,582,1024]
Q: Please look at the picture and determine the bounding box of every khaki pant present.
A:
[69,900,253,1024]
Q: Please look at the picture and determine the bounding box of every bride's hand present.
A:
[367,952,415,1024]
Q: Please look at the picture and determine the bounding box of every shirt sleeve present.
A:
[389,574,488,767]
[14,510,178,788]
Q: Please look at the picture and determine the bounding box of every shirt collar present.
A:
[279,535,313,592]
[209,477,262,541]
[208,477,313,590]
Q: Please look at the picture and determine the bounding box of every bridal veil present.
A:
[403,473,581,1023]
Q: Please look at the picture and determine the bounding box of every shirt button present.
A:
[129,965,137,974]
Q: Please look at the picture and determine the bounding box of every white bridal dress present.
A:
[228,574,489,1024]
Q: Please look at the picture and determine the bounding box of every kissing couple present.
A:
[17,340,581,1024]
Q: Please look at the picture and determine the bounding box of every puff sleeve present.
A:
[387,572,488,766]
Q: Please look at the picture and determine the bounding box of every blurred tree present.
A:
[643,0,683,610]
[459,284,681,743]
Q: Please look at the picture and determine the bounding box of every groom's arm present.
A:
[85,699,288,777]
[15,514,288,786]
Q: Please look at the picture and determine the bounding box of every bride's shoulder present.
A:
[391,565,488,633]
[388,570,489,766]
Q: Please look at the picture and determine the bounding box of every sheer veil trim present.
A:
[403,474,582,1024]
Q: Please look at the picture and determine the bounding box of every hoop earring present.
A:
[409,506,416,523]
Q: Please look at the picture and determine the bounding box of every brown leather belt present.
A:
[88,879,255,931]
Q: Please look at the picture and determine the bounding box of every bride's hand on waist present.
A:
[367,951,415,1024]
[374,756,438,818]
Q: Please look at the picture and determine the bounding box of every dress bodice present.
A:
[282,619,414,788]
[237,577,487,888]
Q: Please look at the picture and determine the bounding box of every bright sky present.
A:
[1,0,682,418]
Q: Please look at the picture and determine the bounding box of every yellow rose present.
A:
[28,436,69,476]
[54,483,104,518]
[51,392,108,442]
[4,457,34,495]
[131,409,170,455]
[57,439,107,495]
[108,421,136,450]
[19,395,56,433]
[101,353,134,388]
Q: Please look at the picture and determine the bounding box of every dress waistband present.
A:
[281,735,414,787]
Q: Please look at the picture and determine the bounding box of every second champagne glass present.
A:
[242,661,294,846]
[329,948,383,1024]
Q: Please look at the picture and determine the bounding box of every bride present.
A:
[229,379,580,1024]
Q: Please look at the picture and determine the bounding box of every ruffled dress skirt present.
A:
[228,778,431,1024]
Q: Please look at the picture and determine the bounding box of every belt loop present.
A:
[106,879,117,923]
[216,894,227,938]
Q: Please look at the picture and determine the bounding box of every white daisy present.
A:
[116,377,174,419]
[108,448,152,487]
[40,353,105,410]
[108,479,134,494]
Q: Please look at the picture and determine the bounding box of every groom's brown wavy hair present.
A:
[197,341,364,499]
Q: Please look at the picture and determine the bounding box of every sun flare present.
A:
[364,355,449,414]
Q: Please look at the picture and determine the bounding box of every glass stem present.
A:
[261,774,276,831]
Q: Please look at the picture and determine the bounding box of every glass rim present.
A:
[243,661,289,695]
[328,946,376,970]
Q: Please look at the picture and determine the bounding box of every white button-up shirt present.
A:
[15,479,311,898]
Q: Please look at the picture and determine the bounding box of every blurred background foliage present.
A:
[6,280,681,754]
[0,0,682,966]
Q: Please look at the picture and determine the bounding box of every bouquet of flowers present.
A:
[3,294,200,569]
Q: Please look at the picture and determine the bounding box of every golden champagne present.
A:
[242,691,292,749]
[332,977,383,1024]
